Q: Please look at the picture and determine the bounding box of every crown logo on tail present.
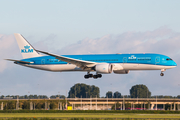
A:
[24,45,30,49]
[21,45,33,53]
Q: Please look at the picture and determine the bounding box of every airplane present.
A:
[6,33,177,79]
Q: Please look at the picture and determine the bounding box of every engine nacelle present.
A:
[113,70,129,74]
[95,64,113,74]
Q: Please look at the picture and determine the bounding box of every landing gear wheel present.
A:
[160,73,164,76]
[97,74,102,78]
[84,75,89,79]
[93,75,98,79]
[89,74,93,78]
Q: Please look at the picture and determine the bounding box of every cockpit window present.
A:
[166,58,172,61]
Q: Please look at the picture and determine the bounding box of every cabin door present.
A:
[123,57,127,63]
[155,57,160,64]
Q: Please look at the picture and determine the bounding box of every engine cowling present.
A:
[95,64,113,74]
[113,70,129,74]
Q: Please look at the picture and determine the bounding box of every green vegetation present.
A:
[0,113,180,119]
[111,102,121,110]
[1,83,180,99]
[22,101,30,109]
[106,91,113,98]
[130,84,151,98]
[4,101,16,110]
[0,110,180,114]
[113,91,121,98]
[0,118,118,120]
[68,83,100,98]
[1,95,66,99]
[1,100,68,110]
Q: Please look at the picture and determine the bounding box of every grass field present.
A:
[0,113,180,119]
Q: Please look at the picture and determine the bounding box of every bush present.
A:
[22,101,30,109]
[50,102,56,109]
[4,101,16,110]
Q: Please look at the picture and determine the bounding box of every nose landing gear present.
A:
[160,69,166,77]
[160,73,164,76]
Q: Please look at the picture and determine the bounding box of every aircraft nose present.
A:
[173,61,177,66]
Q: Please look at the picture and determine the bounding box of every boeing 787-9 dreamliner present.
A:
[6,33,177,79]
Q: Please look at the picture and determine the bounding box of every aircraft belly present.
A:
[19,64,83,72]
[19,63,175,72]
[121,63,174,70]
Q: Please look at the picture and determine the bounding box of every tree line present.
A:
[0,84,179,99]
[3,100,67,110]
[68,83,180,99]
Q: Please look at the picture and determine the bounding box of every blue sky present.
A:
[1,0,180,48]
[0,0,180,97]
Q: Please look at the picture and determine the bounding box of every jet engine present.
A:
[113,70,129,74]
[95,63,113,74]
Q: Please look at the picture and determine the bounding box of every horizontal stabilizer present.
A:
[5,59,34,64]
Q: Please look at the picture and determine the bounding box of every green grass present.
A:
[1,110,180,114]
[0,113,180,119]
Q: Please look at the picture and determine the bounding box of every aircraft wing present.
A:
[5,59,34,64]
[36,50,97,69]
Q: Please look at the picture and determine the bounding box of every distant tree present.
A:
[113,91,121,98]
[165,103,170,110]
[123,95,131,98]
[4,101,15,110]
[50,95,65,99]
[60,95,65,98]
[29,95,34,99]
[151,95,173,98]
[34,95,38,99]
[135,104,141,108]
[177,95,180,98]
[130,84,151,98]
[41,103,45,109]
[106,91,113,98]
[11,95,15,99]
[37,95,48,99]
[163,96,173,98]
[111,102,121,110]
[24,95,28,99]
[50,95,56,98]
[22,101,30,109]
[68,83,100,98]
[156,95,164,98]
[35,103,42,109]
[125,102,131,109]
[50,102,56,109]
[0,95,4,99]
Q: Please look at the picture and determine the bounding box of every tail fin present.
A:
[14,33,41,59]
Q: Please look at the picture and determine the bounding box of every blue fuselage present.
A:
[21,53,177,66]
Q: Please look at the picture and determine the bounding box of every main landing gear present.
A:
[160,69,166,76]
[84,72,102,79]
